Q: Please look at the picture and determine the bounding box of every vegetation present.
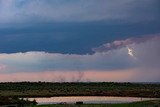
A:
[0,96,37,106]
[0,82,160,98]
[27,100,160,107]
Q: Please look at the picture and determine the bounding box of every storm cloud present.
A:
[0,0,160,54]
[0,0,160,82]
[0,34,159,82]
[0,0,159,24]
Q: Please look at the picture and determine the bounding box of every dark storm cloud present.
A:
[0,0,159,23]
[0,23,160,54]
[0,0,160,54]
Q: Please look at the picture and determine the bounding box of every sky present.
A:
[0,0,160,82]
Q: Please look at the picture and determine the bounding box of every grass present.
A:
[28,100,160,107]
[0,82,160,98]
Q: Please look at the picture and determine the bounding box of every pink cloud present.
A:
[0,64,7,70]
[0,70,142,82]
[92,33,160,53]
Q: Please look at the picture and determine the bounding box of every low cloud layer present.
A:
[0,34,160,82]
[0,49,133,72]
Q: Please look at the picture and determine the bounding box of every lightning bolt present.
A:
[127,47,134,57]
[127,46,137,60]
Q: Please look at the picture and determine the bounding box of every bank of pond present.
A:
[0,97,37,106]
[27,101,160,107]
[0,96,160,107]
[27,96,160,105]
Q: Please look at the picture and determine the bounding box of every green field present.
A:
[0,82,160,98]
[28,101,160,107]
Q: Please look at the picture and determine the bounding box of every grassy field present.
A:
[0,82,160,98]
[28,100,160,107]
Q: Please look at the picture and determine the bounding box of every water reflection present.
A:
[27,96,160,104]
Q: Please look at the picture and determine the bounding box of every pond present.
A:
[27,96,160,105]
